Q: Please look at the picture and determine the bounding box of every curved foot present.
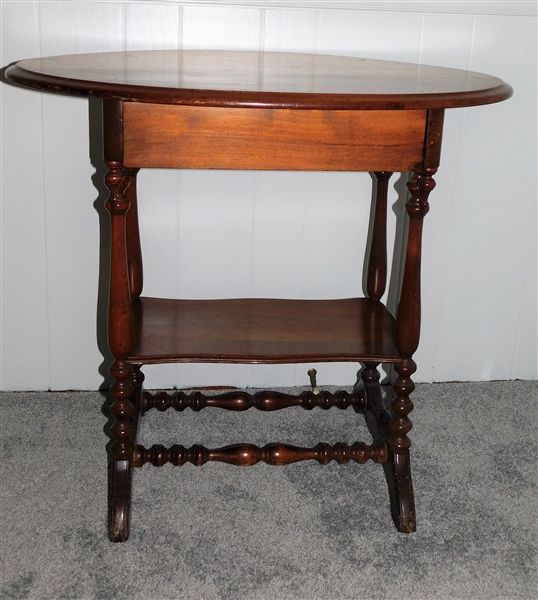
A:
[108,457,133,542]
[107,367,143,542]
[360,364,416,533]
[390,451,416,533]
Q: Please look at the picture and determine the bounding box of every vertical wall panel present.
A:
[511,214,537,380]
[39,1,123,55]
[411,15,475,381]
[434,16,536,381]
[138,172,180,387]
[124,3,183,389]
[125,3,181,51]
[316,9,422,61]
[413,110,467,383]
[419,14,474,68]
[260,8,319,387]
[1,2,535,389]
[263,9,317,52]
[181,4,262,50]
[137,170,182,299]
[1,1,50,390]
[301,172,370,300]
[300,171,375,388]
[175,170,257,299]
[40,94,102,389]
[315,8,423,386]
[172,4,263,388]
[470,16,536,381]
[253,172,309,299]
[38,1,124,389]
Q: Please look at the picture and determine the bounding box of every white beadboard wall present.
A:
[1,1,536,391]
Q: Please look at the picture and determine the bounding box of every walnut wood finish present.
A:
[123,105,426,172]
[129,297,400,365]
[4,50,512,542]
[133,441,387,468]
[103,99,137,542]
[108,364,144,543]
[6,50,512,110]
[124,168,143,300]
[358,363,415,531]
[141,389,367,414]
[367,172,392,301]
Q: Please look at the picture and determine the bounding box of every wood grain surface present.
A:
[128,297,400,364]
[6,50,512,109]
[123,104,426,171]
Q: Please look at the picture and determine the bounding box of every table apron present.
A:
[122,104,426,172]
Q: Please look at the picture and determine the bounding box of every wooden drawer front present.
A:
[123,104,426,172]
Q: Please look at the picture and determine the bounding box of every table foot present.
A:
[108,457,133,542]
[390,451,416,533]
[107,364,143,543]
[359,362,416,533]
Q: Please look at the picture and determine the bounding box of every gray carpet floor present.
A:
[0,381,536,600]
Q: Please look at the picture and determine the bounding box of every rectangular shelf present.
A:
[128,297,400,365]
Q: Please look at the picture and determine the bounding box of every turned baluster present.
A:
[128,364,145,439]
[129,363,145,391]
[388,167,437,533]
[360,362,391,438]
[124,167,143,300]
[105,120,135,460]
[134,441,387,468]
[106,160,135,461]
[394,169,436,359]
[367,172,392,301]
[141,389,367,413]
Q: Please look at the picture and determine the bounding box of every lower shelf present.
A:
[128,296,400,365]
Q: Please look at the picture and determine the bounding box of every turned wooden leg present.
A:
[108,360,135,542]
[387,166,436,533]
[129,364,145,437]
[360,362,390,440]
[108,366,143,543]
[106,179,135,542]
[388,359,416,533]
[104,104,137,541]
[359,362,414,532]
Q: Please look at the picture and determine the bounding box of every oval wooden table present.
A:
[6,50,512,542]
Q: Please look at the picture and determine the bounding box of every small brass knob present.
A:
[307,368,320,395]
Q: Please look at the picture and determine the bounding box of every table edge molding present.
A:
[5,64,513,110]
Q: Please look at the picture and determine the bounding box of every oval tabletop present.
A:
[6,50,512,110]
